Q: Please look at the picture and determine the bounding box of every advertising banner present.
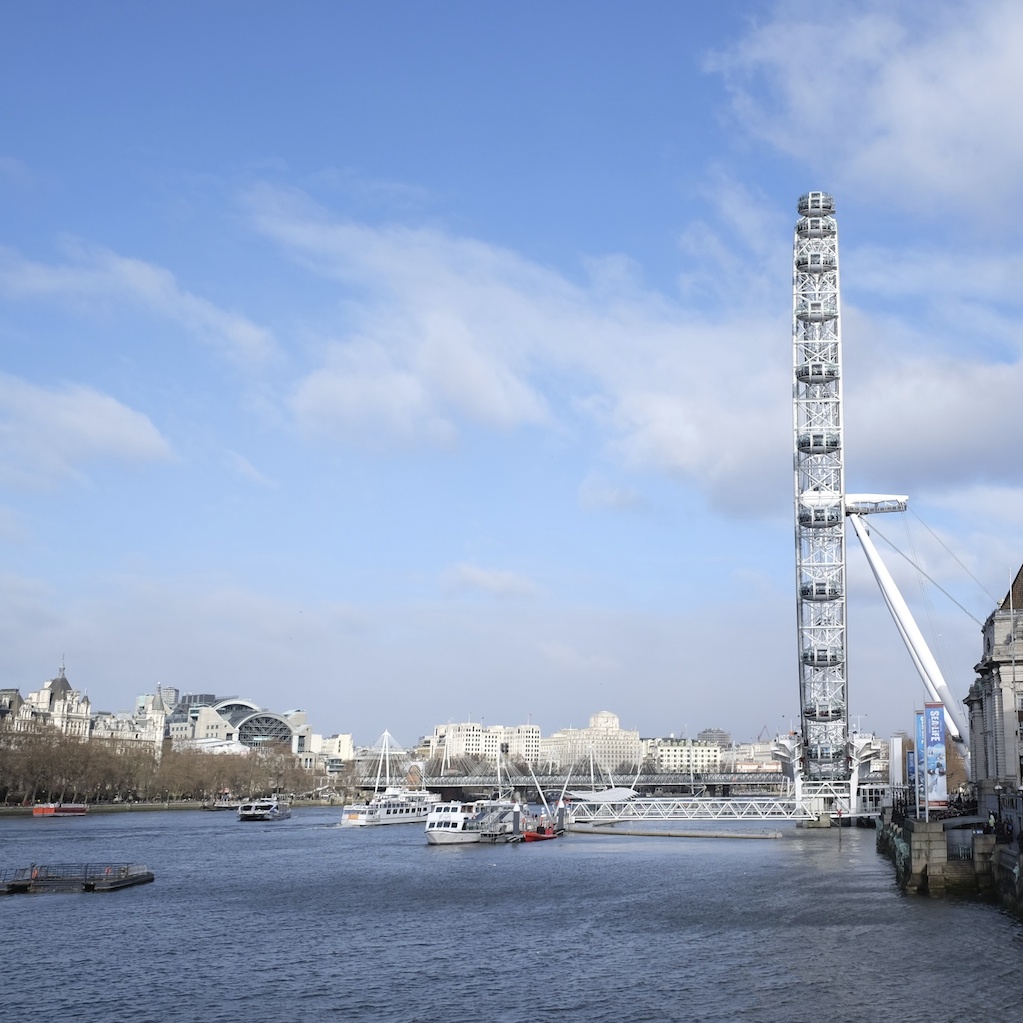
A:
[924,702,948,807]
[915,711,925,806]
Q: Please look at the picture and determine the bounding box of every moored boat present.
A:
[341,730,441,827]
[202,797,240,811]
[424,799,517,845]
[522,823,558,842]
[237,797,291,822]
[425,799,487,845]
[32,803,88,817]
[341,786,441,826]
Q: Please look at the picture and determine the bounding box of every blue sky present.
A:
[2,1,1021,747]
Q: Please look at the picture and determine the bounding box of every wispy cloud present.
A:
[708,1,1023,212]
[223,450,278,489]
[242,182,790,506]
[0,374,173,488]
[241,180,1023,518]
[290,346,456,449]
[578,473,645,511]
[0,241,278,368]
[442,562,538,599]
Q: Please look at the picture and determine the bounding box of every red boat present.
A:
[522,826,557,842]
[32,803,89,817]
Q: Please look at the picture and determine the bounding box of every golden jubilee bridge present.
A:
[349,758,890,823]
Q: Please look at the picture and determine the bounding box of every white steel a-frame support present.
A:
[846,502,971,773]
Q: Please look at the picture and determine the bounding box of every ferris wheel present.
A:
[791,191,849,781]
[791,193,969,794]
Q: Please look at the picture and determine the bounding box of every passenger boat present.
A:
[32,803,89,817]
[341,730,441,827]
[237,797,291,822]
[424,799,517,845]
[340,786,441,827]
[202,797,239,811]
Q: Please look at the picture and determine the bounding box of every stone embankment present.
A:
[875,808,1023,909]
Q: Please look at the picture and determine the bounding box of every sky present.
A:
[2,1,1022,749]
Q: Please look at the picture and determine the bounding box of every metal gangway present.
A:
[566,796,817,824]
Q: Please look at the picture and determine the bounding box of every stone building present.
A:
[91,687,168,757]
[965,563,1023,827]
[319,732,356,775]
[0,688,23,724]
[428,720,541,764]
[697,727,732,747]
[14,664,91,738]
[647,737,723,774]
[540,711,642,771]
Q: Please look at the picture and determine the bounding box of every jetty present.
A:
[569,824,783,839]
[0,863,155,894]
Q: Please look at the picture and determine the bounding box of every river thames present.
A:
[2,807,1022,1022]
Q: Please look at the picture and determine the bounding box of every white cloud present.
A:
[0,375,173,488]
[844,347,1023,493]
[709,1,1023,211]
[578,473,645,511]
[224,450,278,489]
[442,562,538,599]
[241,180,1023,523]
[290,342,455,449]
[244,183,795,507]
[0,241,278,368]
[929,485,1023,533]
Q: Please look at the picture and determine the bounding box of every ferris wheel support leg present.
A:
[848,513,971,774]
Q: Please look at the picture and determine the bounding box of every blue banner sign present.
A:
[915,711,925,805]
[924,703,948,807]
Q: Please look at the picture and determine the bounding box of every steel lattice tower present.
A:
[792,191,848,782]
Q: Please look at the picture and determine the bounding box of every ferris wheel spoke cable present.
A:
[860,520,983,627]
[907,507,1000,606]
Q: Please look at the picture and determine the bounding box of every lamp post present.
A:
[1017,786,1023,848]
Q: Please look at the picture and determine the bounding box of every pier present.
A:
[0,863,155,894]
[569,824,784,839]
[566,796,816,823]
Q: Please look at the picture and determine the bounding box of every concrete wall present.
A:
[876,809,996,898]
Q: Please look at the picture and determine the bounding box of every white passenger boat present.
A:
[340,786,441,827]
[424,799,517,845]
[340,730,440,827]
[237,797,291,822]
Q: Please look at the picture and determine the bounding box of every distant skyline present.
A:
[9,667,743,748]
[2,2,1022,747]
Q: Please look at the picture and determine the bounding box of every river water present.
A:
[1,808,1021,1022]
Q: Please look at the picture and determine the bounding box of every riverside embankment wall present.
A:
[876,809,1001,899]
